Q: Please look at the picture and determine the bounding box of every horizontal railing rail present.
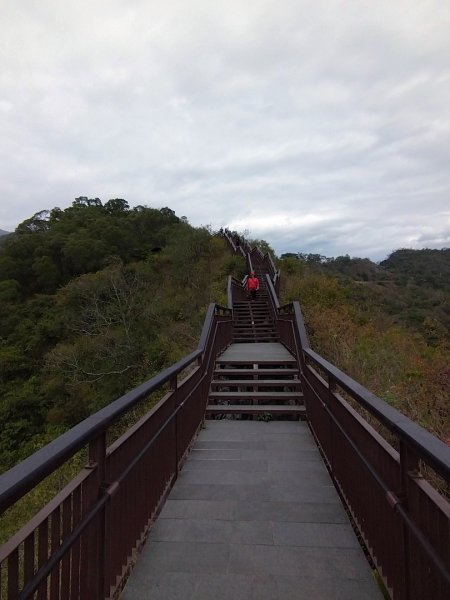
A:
[276,300,450,483]
[0,303,229,513]
[302,345,450,482]
[0,303,233,599]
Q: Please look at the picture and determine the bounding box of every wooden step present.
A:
[233,326,277,330]
[216,359,297,367]
[209,391,303,400]
[233,311,270,314]
[233,308,268,311]
[233,321,273,326]
[211,379,301,388]
[233,335,278,344]
[214,368,299,376]
[206,405,306,417]
[233,331,278,337]
[233,339,279,343]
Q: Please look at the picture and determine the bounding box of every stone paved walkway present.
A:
[120,420,384,600]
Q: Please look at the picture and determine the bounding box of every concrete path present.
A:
[120,420,384,600]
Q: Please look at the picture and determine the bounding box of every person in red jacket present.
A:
[246,271,260,300]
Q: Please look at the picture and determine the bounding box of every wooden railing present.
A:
[267,285,450,600]
[0,305,232,600]
[3,230,448,600]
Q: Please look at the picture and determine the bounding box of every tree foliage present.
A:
[0,199,229,474]
[279,251,450,442]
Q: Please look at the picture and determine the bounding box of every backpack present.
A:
[247,276,259,290]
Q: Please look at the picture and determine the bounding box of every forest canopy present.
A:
[0,198,243,474]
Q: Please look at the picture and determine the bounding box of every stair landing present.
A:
[120,421,383,600]
[217,342,296,364]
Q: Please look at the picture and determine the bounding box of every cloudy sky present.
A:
[1,1,449,260]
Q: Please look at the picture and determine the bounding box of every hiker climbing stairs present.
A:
[207,254,305,418]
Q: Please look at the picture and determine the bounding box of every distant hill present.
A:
[0,229,10,236]
[280,248,450,344]
[381,248,450,292]
[279,247,449,446]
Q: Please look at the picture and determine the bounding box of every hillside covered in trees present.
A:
[1,209,449,542]
[0,198,244,476]
[279,249,449,444]
[1,207,449,479]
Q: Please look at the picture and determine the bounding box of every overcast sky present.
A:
[1,1,449,260]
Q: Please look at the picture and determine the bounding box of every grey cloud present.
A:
[1,1,449,259]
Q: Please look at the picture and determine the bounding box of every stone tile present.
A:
[197,430,260,442]
[228,544,374,580]
[273,522,360,548]
[229,520,274,545]
[190,448,243,459]
[150,518,232,544]
[265,438,318,451]
[261,432,312,442]
[205,420,304,434]
[194,573,255,600]
[268,456,326,471]
[135,541,229,574]
[121,571,198,600]
[122,570,382,600]
[195,440,265,450]
[269,467,331,486]
[178,468,268,485]
[267,483,341,503]
[232,500,348,524]
[149,518,273,545]
[272,575,383,600]
[170,483,271,501]
[240,448,319,461]
[160,499,235,520]
[184,458,268,472]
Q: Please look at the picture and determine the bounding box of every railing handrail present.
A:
[247,253,253,274]
[265,274,280,310]
[304,346,450,481]
[266,252,277,277]
[223,229,450,484]
[223,230,236,252]
[278,300,450,482]
[0,303,231,514]
[252,246,264,261]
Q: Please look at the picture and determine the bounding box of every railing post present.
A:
[170,376,179,477]
[87,432,107,600]
[399,441,420,600]
[328,375,337,472]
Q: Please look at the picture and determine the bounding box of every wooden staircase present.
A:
[232,266,279,343]
[232,300,279,343]
[206,260,305,419]
[207,357,305,418]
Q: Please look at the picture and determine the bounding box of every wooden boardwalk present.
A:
[120,420,383,600]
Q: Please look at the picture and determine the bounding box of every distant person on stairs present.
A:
[246,271,260,300]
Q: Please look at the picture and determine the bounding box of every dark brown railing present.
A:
[0,304,232,600]
[268,286,450,600]
[3,230,448,600]
[223,230,278,283]
[217,234,449,598]
[227,276,247,307]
